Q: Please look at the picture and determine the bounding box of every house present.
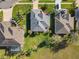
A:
[30,9,50,32]
[55,9,74,34]
[75,8,79,30]
[0,21,24,54]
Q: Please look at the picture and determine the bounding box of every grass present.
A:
[0,11,3,22]
[19,0,32,2]
[39,4,72,13]
[62,4,73,9]
[19,0,74,3]
[39,0,54,2]
[0,50,5,58]
[39,0,74,2]
[51,45,79,59]
[62,0,75,2]
[18,48,53,59]
[39,4,55,13]
[12,4,32,28]
[23,33,49,51]
[7,45,79,59]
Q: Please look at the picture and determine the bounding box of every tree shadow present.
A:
[52,40,68,53]
[37,41,47,48]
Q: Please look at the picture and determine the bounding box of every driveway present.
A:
[3,8,13,21]
[33,0,39,9]
[55,0,62,9]
[75,0,79,6]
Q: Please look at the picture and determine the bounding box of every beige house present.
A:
[0,21,24,53]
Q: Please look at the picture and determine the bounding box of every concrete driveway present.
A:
[33,0,39,9]
[3,8,13,21]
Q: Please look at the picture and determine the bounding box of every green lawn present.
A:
[39,4,55,13]
[39,4,72,13]
[62,0,75,2]
[19,0,74,3]
[23,33,49,51]
[62,4,73,9]
[12,4,32,28]
[39,0,54,2]
[8,45,79,59]
[39,0,74,2]
[0,11,3,22]
[0,50,5,58]
[19,0,32,2]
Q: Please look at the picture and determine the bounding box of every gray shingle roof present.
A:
[75,8,79,21]
[55,9,73,34]
[31,9,50,32]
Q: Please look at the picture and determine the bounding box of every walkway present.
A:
[33,0,39,9]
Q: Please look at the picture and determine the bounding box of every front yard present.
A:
[39,4,73,13]
[0,11,3,22]
[39,0,74,2]
[12,4,32,28]
[19,0,32,2]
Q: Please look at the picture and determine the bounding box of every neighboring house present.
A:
[75,8,79,30]
[30,9,50,32]
[55,9,74,34]
[0,21,24,54]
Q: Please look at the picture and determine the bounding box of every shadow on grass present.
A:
[49,12,55,37]
[24,12,36,37]
[52,40,68,53]
[37,39,68,53]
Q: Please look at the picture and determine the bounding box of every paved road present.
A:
[0,0,18,9]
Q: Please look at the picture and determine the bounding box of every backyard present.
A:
[20,45,79,59]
